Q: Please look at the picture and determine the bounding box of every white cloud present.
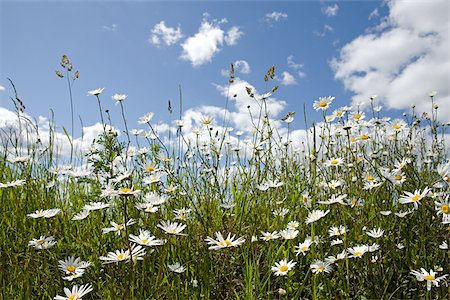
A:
[0,85,5,92]
[368,8,379,20]
[331,0,450,121]
[322,4,339,17]
[225,26,243,46]
[314,24,334,37]
[279,71,297,86]
[265,11,288,23]
[150,21,183,46]
[234,60,251,74]
[180,19,242,67]
[287,55,306,79]
[102,24,118,32]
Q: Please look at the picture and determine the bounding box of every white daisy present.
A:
[271,259,296,276]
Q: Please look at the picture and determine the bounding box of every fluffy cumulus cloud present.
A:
[331,0,450,121]
[314,24,333,37]
[265,11,288,23]
[287,55,306,79]
[0,85,5,92]
[180,19,243,67]
[150,21,183,46]
[279,71,297,86]
[322,4,339,17]
[234,60,251,74]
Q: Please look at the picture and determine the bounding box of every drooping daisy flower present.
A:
[328,225,347,237]
[330,239,343,246]
[72,210,90,221]
[410,268,449,291]
[438,241,448,250]
[319,194,347,206]
[102,219,136,235]
[279,229,299,240]
[325,250,348,263]
[138,112,154,124]
[27,208,60,219]
[83,202,109,211]
[54,284,93,300]
[347,245,369,259]
[99,244,146,264]
[168,262,186,273]
[366,228,384,239]
[87,88,104,96]
[394,209,414,218]
[305,210,330,224]
[260,231,280,241]
[157,220,187,236]
[112,93,127,103]
[399,187,430,209]
[271,259,297,276]
[28,236,56,250]
[58,256,91,276]
[295,238,313,256]
[310,259,333,274]
[129,229,166,247]
[204,232,245,250]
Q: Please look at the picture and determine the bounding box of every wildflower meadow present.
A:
[1,57,449,299]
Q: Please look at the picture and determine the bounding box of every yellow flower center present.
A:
[225,240,232,246]
[317,266,325,271]
[179,215,186,219]
[266,234,273,239]
[145,167,154,172]
[351,137,358,143]
[66,265,76,273]
[117,253,125,260]
[116,224,123,230]
[68,295,79,300]
[354,251,363,257]
[319,101,327,107]
[301,246,308,251]
[169,229,177,234]
[411,195,420,202]
[120,188,132,193]
[442,204,449,214]
[392,125,402,130]
[336,111,343,117]
[37,239,45,245]
[279,265,289,272]
[330,159,339,165]
[142,239,148,244]
[367,175,374,181]
[353,114,361,120]
[395,175,402,180]
[360,135,369,140]
[424,275,435,281]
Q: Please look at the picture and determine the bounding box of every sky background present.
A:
[0,0,449,151]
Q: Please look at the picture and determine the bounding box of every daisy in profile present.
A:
[72,210,90,221]
[271,259,296,276]
[305,210,330,224]
[103,219,136,235]
[324,158,344,167]
[58,256,91,275]
[157,220,187,236]
[279,229,299,240]
[83,202,109,211]
[347,245,369,259]
[27,208,60,219]
[260,231,280,241]
[328,225,347,237]
[313,96,334,111]
[87,87,104,96]
[129,229,166,247]
[410,268,448,291]
[168,262,186,273]
[399,187,430,209]
[366,228,384,239]
[99,244,146,264]
[117,187,141,196]
[204,232,245,250]
[28,236,56,250]
[310,259,333,274]
[54,284,93,300]
[319,194,347,206]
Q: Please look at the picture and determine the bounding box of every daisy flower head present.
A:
[129,229,166,247]
[271,259,296,276]
[87,87,104,96]
[112,93,127,103]
[28,236,56,250]
[366,228,384,239]
[72,210,90,221]
[99,244,146,264]
[399,187,430,209]
[350,111,365,121]
[83,202,109,211]
[260,231,280,241]
[157,220,187,235]
[305,209,330,224]
[313,96,334,111]
[295,238,313,256]
[410,268,449,291]
[138,112,154,124]
[102,219,136,235]
[58,256,91,275]
[168,262,186,273]
[435,195,450,224]
[286,221,300,230]
[347,245,369,259]
[310,259,333,274]
[328,225,347,237]
[204,232,245,250]
[27,208,60,219]
[438,241,448,250]
[324,157,344,167]
[117,187,141,196]
[54,284,93,300]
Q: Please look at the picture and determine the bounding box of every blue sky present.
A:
[0,0,448,142]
